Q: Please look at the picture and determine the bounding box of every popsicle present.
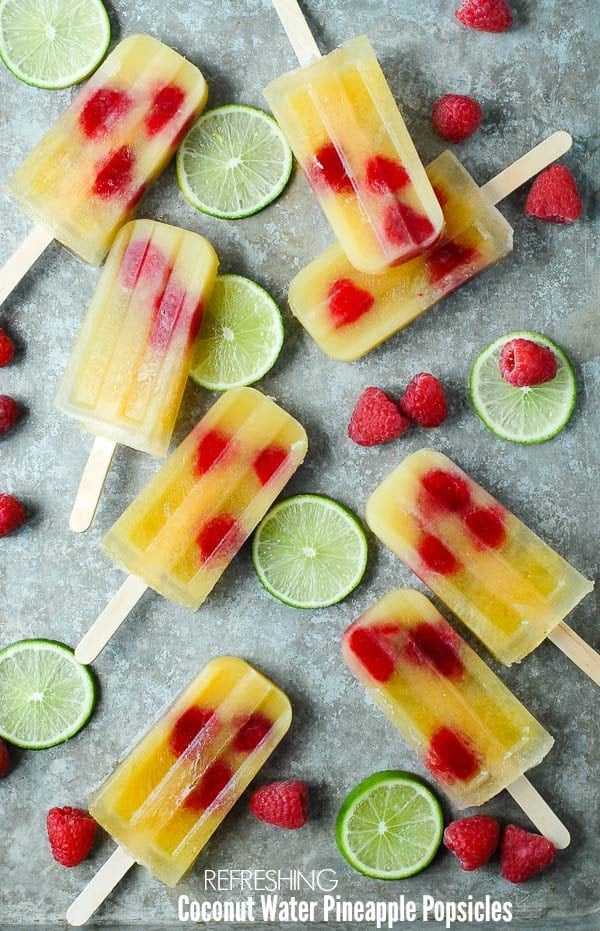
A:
[74,388,308,664]
[288,131,572,360]
[55,219,219,532]
[342,589,569,847]
[1,35,207,305]
[366,450,598,681]
[66,657,291,925]
[264,7,444,274]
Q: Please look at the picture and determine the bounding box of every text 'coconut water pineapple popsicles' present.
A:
[67,657,291,925]
[264,19,443,274]
[1,35,207,304]
[342,589,569,847]
[74,387,308,665]
[366,450,598,680]
[56,219,219,532]
[288,132,572,361]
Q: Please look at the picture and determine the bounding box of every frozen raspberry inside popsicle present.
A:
[427,241,477,284]
[194,430,232,476]
[233,713,273,752]
[465,507,506,549]
[253,446,289,486]
[425,726,480,783]
[170,706,216,757]
[184,760,233,811]
[145,85,186,136]
[120,240,168,289]
[309,143,353,193]
[150,279,187,351]
[420,469,471,512]
[327,278,375,328]
[80,88,132,140]
[197,514,242,563]
[364,155,410,194]
[418,534,460,575]
[346,623,398,682]
[384,202,436,248]
[403,622,464,679]
[93,146,135,200]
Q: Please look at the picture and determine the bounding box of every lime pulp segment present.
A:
[335,771,444,880]
[252,495,368,609]
[176,104,293,219]
[470,331,576,444]
[190,275,284,391]
[0,0,111,89]
[0,639,96,749]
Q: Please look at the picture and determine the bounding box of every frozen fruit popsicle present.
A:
[67,657,291,924]
[74,388,308,664]
[1,35,207,305]
[342,589,568,846]
[288,132,572,360]
[55,219,218,532]
[264,23,443,274]
[366,450,598,680]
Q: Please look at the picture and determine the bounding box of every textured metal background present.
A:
[0,0,598,928]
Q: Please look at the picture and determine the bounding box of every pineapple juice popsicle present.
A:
[342,590,568,846]
[366,450,595,670]
[265,32,443,274]
[1,35,207,304]
[67,657,291,925]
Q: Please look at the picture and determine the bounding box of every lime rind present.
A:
[335,771,444,880]
[190,274,284,391]
[252,494,368,609]
[176,104,293,220]
[470,331,576,445]
[0,639,96,749]
[0,0,111,90]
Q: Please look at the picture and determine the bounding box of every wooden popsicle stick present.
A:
[481,130,572,205]
[507,774,570,849]
[272,0,322,66]
[69,437,117,533]
[548,621,600,687]
[66,846,135,926]
[0,223,54,306]
[75,575,148,666]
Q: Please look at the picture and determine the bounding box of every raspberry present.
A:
[427,241,477,284]
[444,815,500,870]
[421,469,471,512]
[399,373,448,428]
[170,706,216,757]
[345,623,399,683]
[455,0,512,32]
[364,155,410,194]
[500,825,557,883]
[432,95,482,143]
[93,146,135,200]
[253,445,289,485]
[525,165,582,223]
[79,88,131,140]
[309,143,353,193]
[348,387,410,447]
[384,203,435,247]
[46,807,96,867]
[425,726,481,783]
[404,622,463,679]
[145,85,186,136]
[184,760,232,812]
[418,534,459,575]
[0,328,15,366]
[328,278,375,328]
[0,494,26,537]
[465,507,506,548]
[195,430,231,475]
[0,396,20,435]
[0,739,10,778]
[499,338,558,387]
[196,514,241,563]
[249,780,309,829]
[233,713,273,752]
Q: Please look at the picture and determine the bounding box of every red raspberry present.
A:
[444,815,500,870]
[0,494,26,537]
[500,825,557,883]
[348,387,410,446]
[0,739,10,778]
[399,373,448,428]
[233,713,273,752]
[525,165,582,223]
[499,337,558,387]
[0,396,20,435]
[46,807,96,867]
[250,780,309,829]
[0,328,15,366]
[425,726,480,783]
[184,760,233,811]
[170,706,216,757]
[432,95,482,143]
[455,0,512,32]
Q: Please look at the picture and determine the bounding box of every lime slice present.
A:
[0,639,96,749]
[0,0,110,90]
[190,274,284,390]
[336,771,444,880]
[176,104,293,219]
[252,494,368,609]
[470,331,576,445]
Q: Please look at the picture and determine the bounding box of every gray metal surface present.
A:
[0,0,598,928]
